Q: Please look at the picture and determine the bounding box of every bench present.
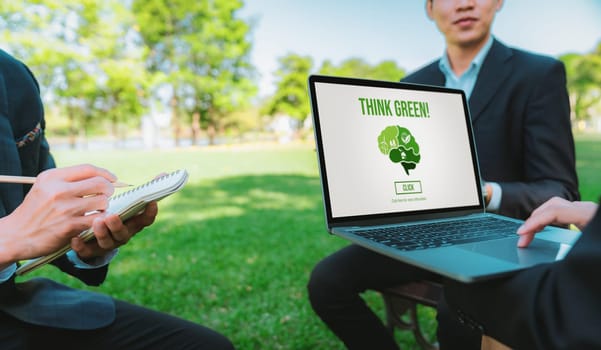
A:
[379,281,511,350]
[378,280,442,350]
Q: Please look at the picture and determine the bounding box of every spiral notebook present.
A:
[16,169,189,276]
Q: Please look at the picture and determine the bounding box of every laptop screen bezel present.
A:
[308,74,486,229]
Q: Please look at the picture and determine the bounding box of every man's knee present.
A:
[189,328,236,350]
[308,255,355,310]
[436,293,481,350]
[307,259,335,306]
[210,335,236,350]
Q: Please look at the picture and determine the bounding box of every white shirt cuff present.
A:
[486,182,502,211]
[66,249,119,269]
[0,263,17,282]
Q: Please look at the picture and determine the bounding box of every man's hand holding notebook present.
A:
[15,169,189,276]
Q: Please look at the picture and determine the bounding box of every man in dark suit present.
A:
[307,0,579,349]
[0,49,234,349]
[443,196,600,349]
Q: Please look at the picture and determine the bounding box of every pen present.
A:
[0,175,131,188]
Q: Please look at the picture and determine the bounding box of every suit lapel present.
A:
[0,72,25,215]
[419,63,446,86]
[469,40,513,123]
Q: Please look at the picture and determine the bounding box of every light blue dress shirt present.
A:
[438,35,493,99]
[0,249,117,282]
[0,263,17,281]
[438,36,502,211]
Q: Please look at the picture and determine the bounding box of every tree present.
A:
[1,1,97,146]
[0,0,149,147]
[132,0,256,146]
[86,1,149,145]
[561,42,601,125]
[261,54,313,134]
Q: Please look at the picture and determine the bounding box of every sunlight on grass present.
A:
[25,136,598,350]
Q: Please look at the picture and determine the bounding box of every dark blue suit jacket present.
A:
[0,49,115,330]
[410,39,586,349]
[402,39,579,219]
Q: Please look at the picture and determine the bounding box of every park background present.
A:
[2,1,601,349]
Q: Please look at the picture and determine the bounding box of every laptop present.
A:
[308,74,581,283]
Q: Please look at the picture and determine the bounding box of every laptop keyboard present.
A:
[353,216,521,251]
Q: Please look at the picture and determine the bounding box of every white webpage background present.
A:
[315,82,480,218]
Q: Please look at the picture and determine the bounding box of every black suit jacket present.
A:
[0,49,115,329]
[402,39,579,219]
[445,203,601,349]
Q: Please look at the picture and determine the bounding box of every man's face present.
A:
[426,0,503,48]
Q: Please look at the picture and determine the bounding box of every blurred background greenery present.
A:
[1,0,600,150]
[2,1,601,349]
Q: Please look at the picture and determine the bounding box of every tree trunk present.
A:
[112,115,119,148]
[192,111,201,145]
[207,124,216,145]
[68,108,77,149]
[171,90,181,147]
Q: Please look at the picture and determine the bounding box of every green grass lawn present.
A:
[574,132,601,201]
[20,135,600,349]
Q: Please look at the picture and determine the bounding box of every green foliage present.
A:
[132,0,257,145]
[560,41,601,122]
[261,55,407,135]
[1,0,256,146]
[0,0,149,146]
[261,54,314,125]
[319,57,406,81]
[2,1,598,145]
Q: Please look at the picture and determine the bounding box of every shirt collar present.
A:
[439,36,494,79]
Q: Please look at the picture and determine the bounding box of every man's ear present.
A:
[496,0,504,12]
[425,0,434,20]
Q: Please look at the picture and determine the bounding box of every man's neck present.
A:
[445,36,491,76]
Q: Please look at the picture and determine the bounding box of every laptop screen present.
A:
[309,75,483,221]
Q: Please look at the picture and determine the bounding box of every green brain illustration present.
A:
[377,126,421,175]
